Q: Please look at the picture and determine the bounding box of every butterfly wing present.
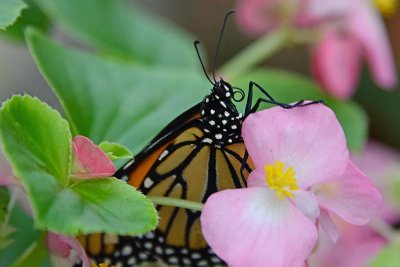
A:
[79,103,253,267]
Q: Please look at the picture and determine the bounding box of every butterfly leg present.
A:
[246,81,325,114]
[245,81,290,116]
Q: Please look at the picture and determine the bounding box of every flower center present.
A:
[264,161,299,200]
[373,0,398,17]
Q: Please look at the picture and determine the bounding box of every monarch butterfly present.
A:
[78,12,321,267]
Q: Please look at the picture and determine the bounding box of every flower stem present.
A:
[149,196,204,211]
[219,28,289,79]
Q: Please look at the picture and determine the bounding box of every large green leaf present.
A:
[233,69,368,151]
[0,95,157,234]
[26,28,209,155]
[0,0,26,30]
[33,0,199,69]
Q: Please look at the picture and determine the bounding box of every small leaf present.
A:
[369,243,400,267]
[0,95,157,234]
[99,141,133,160]
[0,0,26,30]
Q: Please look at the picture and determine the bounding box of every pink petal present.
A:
[319,209,339,242]
[316,161,383,225]
[291,191,320,222]
[0,148,15,186]
[242,104,349,188]
[248,171,320,222]
[236,0,282,37]
[47,232,70,258]
[310,215,386,267]
[47,233,91,267]
[351,141,400,223]
[348,1,397,89]
[72,135,115,178]
[201,187,318,267]
[295,0,351,26]
[311,30,362,99]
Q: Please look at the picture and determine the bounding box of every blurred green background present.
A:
[0,0,399,149]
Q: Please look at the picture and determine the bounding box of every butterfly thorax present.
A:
[200,80,243,146]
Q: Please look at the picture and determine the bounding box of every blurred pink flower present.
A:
[351,141,400,223]
[71,135,115,178]
[236,0,397,99]
[200,104,381,267]
[310,0,397,98]
[309,215,387,267]
[309,141,400,267]
[47,232,91,267]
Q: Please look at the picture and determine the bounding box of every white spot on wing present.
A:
[123,159,135,170]
[203,138,213,144]
[215,134,223,140]
[158,150,169,161]
[122,245,132,256]
[144,177,154,188]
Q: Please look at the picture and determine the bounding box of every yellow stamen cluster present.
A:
[374,0,398,17]
[265,161,299,200]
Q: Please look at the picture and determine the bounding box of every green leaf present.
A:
[0,95,71,186]
[34,0,199,69]
[26,28,209,155]
[2,0,49,41]
[0,205,40,266]
[99,141,132,161]
[369,243,400,267]
[10,233,47,267]
[0,0,26,30]
[0,188,9,222]
[329,101,368,152]
[0,95,157,234]
[233,69,368,151]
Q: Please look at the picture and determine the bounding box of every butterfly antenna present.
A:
[194,41,214,85]
[212,10,235,83]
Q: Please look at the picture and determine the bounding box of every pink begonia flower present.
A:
[351,141,400,223]
[309,141,400,267]
[236,0,397,99]
[309,214,387,267]
[201,104,382,267]
[72,135,115,178]
[47,232,91,267]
